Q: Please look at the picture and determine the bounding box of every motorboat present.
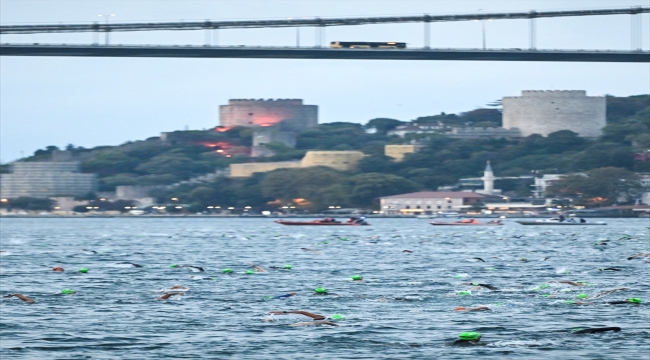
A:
[515,218,606,225]
[429,219,503,226]
[274,217,370,226]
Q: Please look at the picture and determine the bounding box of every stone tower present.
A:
[481,161,495,195]
[219,99,318,132]
[502,90,606,138]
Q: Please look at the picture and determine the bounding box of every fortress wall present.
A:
[502,90,606,138]
[229,161,301,178]
[385,145,424,161]
[300,151,365,171]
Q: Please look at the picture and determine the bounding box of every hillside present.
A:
[13,94,650,211]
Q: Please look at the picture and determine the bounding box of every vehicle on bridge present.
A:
[330,41,406,49]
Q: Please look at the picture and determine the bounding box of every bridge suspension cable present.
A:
[1,7,648,34]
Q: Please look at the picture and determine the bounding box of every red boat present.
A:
[430,219,503,226]
[275,217,370,226]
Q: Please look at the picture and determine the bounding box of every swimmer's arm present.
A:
[268,311,326,320]
[592,288,630,298]
[158,292,184,300]
[556,280,584,286]
[248,263,267,272]
[289,321,338,327]
[3,294,35,303]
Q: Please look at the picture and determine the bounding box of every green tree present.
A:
[547,167,641,205]
[364,118,405,135]
[349,173,419,208]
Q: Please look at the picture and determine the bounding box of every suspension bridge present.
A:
[1,7,648,62]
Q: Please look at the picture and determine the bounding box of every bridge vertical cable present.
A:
[529,10,537,50]
[631,6,642,51]
[424,14,431,49]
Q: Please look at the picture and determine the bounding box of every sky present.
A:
[1,0,649,163]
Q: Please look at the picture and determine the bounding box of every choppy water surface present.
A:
[1,217,649,359]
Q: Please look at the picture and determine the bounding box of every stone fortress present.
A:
[390,90,607,141]
[219,99,318,157]
[219,99,318,132]
[503,90,606,138]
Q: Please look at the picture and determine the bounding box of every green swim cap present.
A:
[543,294,552,297]
[458,332,481,340]
[471,283,479,286]
[323,241,329,244]
[314,287,327,294]
[565,300,575,304]
[222,268,233,273]
[457,291,471,296]
[340,237,348,241]
[627,298,642,303]
[352,275,363,281]
[576,293,588,299]
[78,268,88,273]
[520,258,528,261]
[331,314,345,320]
[486,268,496,271]
[283,264,293,269]
[263,296,272,300]
[61,289,75,294]
[170,264,179,268]
[245,270,256,275]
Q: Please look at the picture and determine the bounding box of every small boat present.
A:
[275,217,370,226]
[429,220,503,226]
[516,219,606,226]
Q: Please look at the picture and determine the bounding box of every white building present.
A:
[379,191,497,215]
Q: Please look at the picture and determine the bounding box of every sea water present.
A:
[1,217,649,359]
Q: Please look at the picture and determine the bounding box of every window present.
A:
[405,206,410,209]
[437,206,441,209]
[447,206,452,209]
[426,206,431,209]
[447,200,452,204]
[416,205,421,209]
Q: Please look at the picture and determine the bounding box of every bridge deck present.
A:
[1,44,648,62]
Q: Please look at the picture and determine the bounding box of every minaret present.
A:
[481,161,495,195]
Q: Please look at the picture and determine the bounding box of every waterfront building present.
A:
[0,162,97,199]
[379,191,498,215]
[384,144,425,161]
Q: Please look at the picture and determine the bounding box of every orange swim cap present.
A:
[454,306,466,311]
[52,267,64,272]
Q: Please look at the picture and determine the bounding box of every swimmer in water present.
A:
[462,283,498,291]
[117,262,143,268]
[267,292,297,300]
[571,327,621,334]
[52,267,64,272]
[158,292,184,300]
[550,280,585,287]
[454,306,490,312]
[453,332,483,346]
[268,310,338,326]
[627,253,650,260]
[3,293,35,303]
[248,263,267,272]
[181,265,204,272]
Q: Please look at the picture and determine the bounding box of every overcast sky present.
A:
[1,0,649,163]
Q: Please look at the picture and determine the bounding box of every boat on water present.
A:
[274,216,370,226]
[516,218,606,226]
[429,219,503,226]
